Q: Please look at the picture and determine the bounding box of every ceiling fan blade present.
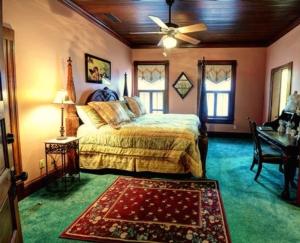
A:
[157,35,167,47]
[130,32,164,35]
[175,33,200,45]
[149,16,169,30]
[177,23,207,33]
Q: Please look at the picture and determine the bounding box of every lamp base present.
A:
[56,136,67,140]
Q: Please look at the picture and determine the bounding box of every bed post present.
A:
[198,57,208,178]
[65,57,79,136]
[123,73,128,96]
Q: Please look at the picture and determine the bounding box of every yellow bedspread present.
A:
[79,114,202,177]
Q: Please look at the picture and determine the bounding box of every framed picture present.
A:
[173,72,193,99]
[85,53,111,84]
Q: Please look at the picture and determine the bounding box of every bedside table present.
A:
[44,137,80,191]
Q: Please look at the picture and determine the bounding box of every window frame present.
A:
[198,60,237,124]
[133,61,169,113]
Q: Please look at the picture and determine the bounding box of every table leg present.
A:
[282,156,299,202]
[282,160,291,200]
[76,142,80,181]
[61,153,67,192]
[296,160,300,205]
[45,144,49,188]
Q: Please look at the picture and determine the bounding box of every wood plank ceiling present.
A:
[63,0,300,48]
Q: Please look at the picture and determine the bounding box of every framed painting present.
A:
[85,53,111,84]
[173,72,193,99]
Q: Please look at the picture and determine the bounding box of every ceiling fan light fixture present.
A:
[163,36,177,49]
[130,0,205,48]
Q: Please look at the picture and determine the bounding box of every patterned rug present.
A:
[61,177,231,242]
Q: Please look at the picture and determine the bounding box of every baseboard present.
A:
[17,167,62,201]
[208,131,251,138]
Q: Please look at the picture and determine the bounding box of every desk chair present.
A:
[248,119,284,181]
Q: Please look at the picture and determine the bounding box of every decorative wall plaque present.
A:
[173,72,193,99]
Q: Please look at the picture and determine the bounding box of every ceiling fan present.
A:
[130,0,207,49]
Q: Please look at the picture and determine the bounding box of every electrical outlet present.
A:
[39,159,45,169]
[233,124,237,130]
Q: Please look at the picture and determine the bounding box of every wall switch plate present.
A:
[39,159,45,169]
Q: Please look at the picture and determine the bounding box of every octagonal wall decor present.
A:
[173,72,193,99]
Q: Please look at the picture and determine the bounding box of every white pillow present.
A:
[76,105,106,128]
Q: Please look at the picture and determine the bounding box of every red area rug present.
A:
[61,177,231,242]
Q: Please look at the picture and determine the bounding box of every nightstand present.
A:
[44,137,80,191]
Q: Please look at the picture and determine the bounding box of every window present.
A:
[201,60,236,124]
[134,62,169,113]
[269,62,292,120]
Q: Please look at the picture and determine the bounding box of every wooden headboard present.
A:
[65,58,122,136]
[85,87,119,104]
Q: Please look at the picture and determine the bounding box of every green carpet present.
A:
[19,137,300,243]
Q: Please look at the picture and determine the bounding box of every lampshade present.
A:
[53,90,74,104]
[163,36,177,49]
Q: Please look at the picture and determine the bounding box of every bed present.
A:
[64,59,208,178]
[72,88,208,178]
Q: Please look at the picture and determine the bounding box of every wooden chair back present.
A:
[248,118,262,158]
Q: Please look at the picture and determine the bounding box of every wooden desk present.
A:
[257,126,300,205]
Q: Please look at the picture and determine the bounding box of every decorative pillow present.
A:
[119,100,136,119]
[76,105,106,128]
[124,96,147,117]
[88,101,131,129]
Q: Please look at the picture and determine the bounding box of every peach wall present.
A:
[3,0,132,183]
[132,48,266,133]
[264,25,300,121]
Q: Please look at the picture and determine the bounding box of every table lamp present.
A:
[53,90,74,140]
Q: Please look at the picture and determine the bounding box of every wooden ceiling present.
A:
[62,0,300,48]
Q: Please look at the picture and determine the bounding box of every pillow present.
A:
[119,100,136,119]
[88,101,131,129]
[124,96,147,117]
[76,105,106,128]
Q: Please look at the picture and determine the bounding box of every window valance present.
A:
[138,65,165,83]
[205,65,231,84]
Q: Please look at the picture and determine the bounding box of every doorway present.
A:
[3,26,22,176]
[0,3,24,240]
[269,62,292,121]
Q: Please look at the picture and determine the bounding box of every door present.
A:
[269,62,292,120]
[3,26,23,177]
[0,100,23,243]
[0,0,25,242]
